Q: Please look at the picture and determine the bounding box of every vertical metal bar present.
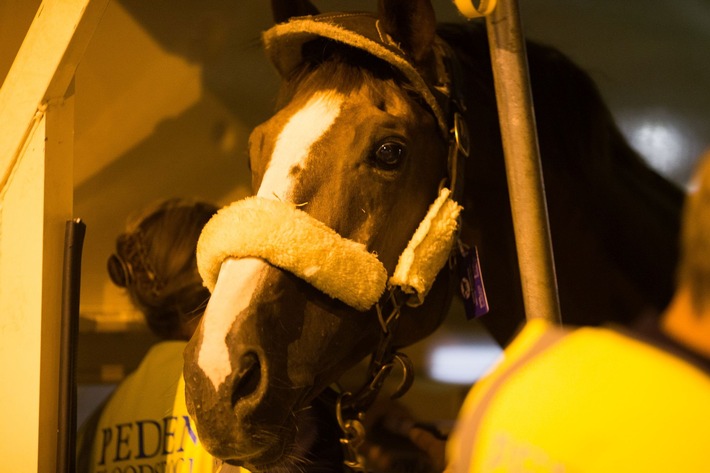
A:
[480,0,562,323]
[57,218,86,473]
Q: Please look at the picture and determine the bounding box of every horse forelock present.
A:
[276,38,419,110]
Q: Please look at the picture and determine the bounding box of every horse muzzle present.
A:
[182,258,349,468]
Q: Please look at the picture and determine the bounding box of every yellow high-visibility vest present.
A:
[84,341,248,473]
[448,319,710,473]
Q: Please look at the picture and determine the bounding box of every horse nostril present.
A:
[230,352,261,408]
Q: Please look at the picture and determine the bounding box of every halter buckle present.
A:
[454,111,470,158]
[448,111,469,201]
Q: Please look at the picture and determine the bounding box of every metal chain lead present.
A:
[336,392,369,472]
[335,287,417,472]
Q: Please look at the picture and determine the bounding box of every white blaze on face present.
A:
[197,258,263,389]
[197,90,344,390]
[257,90,345,200]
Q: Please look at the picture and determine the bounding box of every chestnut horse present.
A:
[183,1,683,471]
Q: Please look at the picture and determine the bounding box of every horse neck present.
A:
[443,22,683,342]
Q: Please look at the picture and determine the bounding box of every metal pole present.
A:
[57,218,86,473]
[454,0,561,323]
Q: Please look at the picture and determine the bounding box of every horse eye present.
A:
[372,142,406,170]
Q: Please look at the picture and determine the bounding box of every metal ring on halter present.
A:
[454,112,470,158]
[367,361,395,394]
[448,112,470,201]
[453,0,498,18]
[335,391,351,432]
[389,352,415,400]
[335,392,363,433]
[335,392,368,471]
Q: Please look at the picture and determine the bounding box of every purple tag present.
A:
[457,241,489,319]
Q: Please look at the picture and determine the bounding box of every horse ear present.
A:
[271,0,320,24]
[377,0,437,63]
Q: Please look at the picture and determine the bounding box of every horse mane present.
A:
[524,31,682,309]
[438,21,683,330]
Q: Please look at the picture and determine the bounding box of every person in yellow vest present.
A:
[446,150,710,472]
[77,198,244,473]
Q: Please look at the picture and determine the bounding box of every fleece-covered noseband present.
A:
[197,12,467,311]
[197,197,387,311]
[198,189,461,311]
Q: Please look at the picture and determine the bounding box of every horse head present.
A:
[183,1,464,469]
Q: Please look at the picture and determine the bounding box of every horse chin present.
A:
[224,422,306,473]
[188,378,341,472]
[225,394,342,473]
[199,409,301,471]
